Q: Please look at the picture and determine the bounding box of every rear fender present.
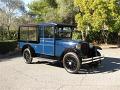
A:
[22,44,35,57]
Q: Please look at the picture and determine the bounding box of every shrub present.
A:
[0,30,17,41]
[0,40,17,54]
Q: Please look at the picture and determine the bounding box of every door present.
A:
[43,26,55,56]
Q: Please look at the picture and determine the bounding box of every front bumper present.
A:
[82,56,104,64]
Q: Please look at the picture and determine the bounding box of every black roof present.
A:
[20,22,75,27]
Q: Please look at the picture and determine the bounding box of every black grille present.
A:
[81,43,89,56]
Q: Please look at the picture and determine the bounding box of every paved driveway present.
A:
[0,48,120,90]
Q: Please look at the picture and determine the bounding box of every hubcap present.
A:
[65,57,77,71]
[68,61,72,65]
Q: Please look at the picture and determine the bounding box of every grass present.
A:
[0,40,17,54]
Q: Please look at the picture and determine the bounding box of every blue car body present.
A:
[18,22,104,73]
[18,22,103,64]
[18,23,82,57]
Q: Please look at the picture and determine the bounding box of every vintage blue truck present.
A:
[18,23,104,74]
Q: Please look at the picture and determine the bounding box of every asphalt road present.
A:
[0,48,120,90]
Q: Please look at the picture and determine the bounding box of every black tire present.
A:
[23,48,33,64]
[63,52,81,74]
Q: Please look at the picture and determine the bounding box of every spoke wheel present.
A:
[63,52,81,74]
[23,48,33,64]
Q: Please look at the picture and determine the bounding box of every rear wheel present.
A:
[63,52,81,74]
[23,48,33,64]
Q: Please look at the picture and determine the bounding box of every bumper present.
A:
[82,56,104,64]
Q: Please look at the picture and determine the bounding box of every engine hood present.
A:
[55,39,86,47]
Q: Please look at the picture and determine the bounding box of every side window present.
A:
[44,26,54,38]
[29,27,38,41]
[19,26,38,42]
[20,27,28,41]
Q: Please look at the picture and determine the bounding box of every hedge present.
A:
[0,40,17,54]
[0,30,17,41]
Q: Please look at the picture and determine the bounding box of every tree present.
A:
[28,0,61,22]
[28,0,75,24]
[0,0,25,31]
[56,0,75,24]
[74,0,120,43]
[0,0,27,40]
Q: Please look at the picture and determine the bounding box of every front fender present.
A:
[59,48,82,61]
[95,46,102,50]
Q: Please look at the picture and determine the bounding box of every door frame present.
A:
[43,25,55,56]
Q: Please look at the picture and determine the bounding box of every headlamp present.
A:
[76,44,81,49]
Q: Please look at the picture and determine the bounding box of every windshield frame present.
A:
[54,25,75,39]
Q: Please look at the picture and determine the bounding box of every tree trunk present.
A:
[101,30,109,45]
[81,31,85,41]
[7,25,10,40]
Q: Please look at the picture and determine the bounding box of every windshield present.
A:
[55,26,74,39]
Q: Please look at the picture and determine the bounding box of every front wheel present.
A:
[63,52,81,74]
[23,48,33,64]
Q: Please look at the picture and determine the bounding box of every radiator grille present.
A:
[81,43,89,56]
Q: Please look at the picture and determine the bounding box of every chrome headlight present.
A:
[76,44,81,49]
[89,43,93,48]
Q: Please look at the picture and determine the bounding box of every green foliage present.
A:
[86,31,118,44]
[72,32,82,40]
[0,0,25,30]
[0,30,17,41]
[56,0,75,24]
[28,0,61,22]
[74,0,120,32]
[86,31,101,43]
[28,0,75,24]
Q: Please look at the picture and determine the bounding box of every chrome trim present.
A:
[82,56,104,64]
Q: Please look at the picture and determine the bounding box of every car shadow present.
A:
[32,60,64,68]
[1,54,120,74]
[78,57,120,74]
[33,57,120,74]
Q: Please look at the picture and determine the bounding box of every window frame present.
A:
[18,25,40,43]
[54,26,73,39]
[44,26,55,38]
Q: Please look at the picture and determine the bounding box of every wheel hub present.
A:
[68,61,72,65]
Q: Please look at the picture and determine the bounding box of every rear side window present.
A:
[19,27,28,41]
[19,26,38,42]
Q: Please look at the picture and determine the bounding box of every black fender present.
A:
[95,46,102,50]
[22,44,36,57]
[59,48,82,61]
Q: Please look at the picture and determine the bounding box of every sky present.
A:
[23,0,34,5]
[23,0,35,11]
